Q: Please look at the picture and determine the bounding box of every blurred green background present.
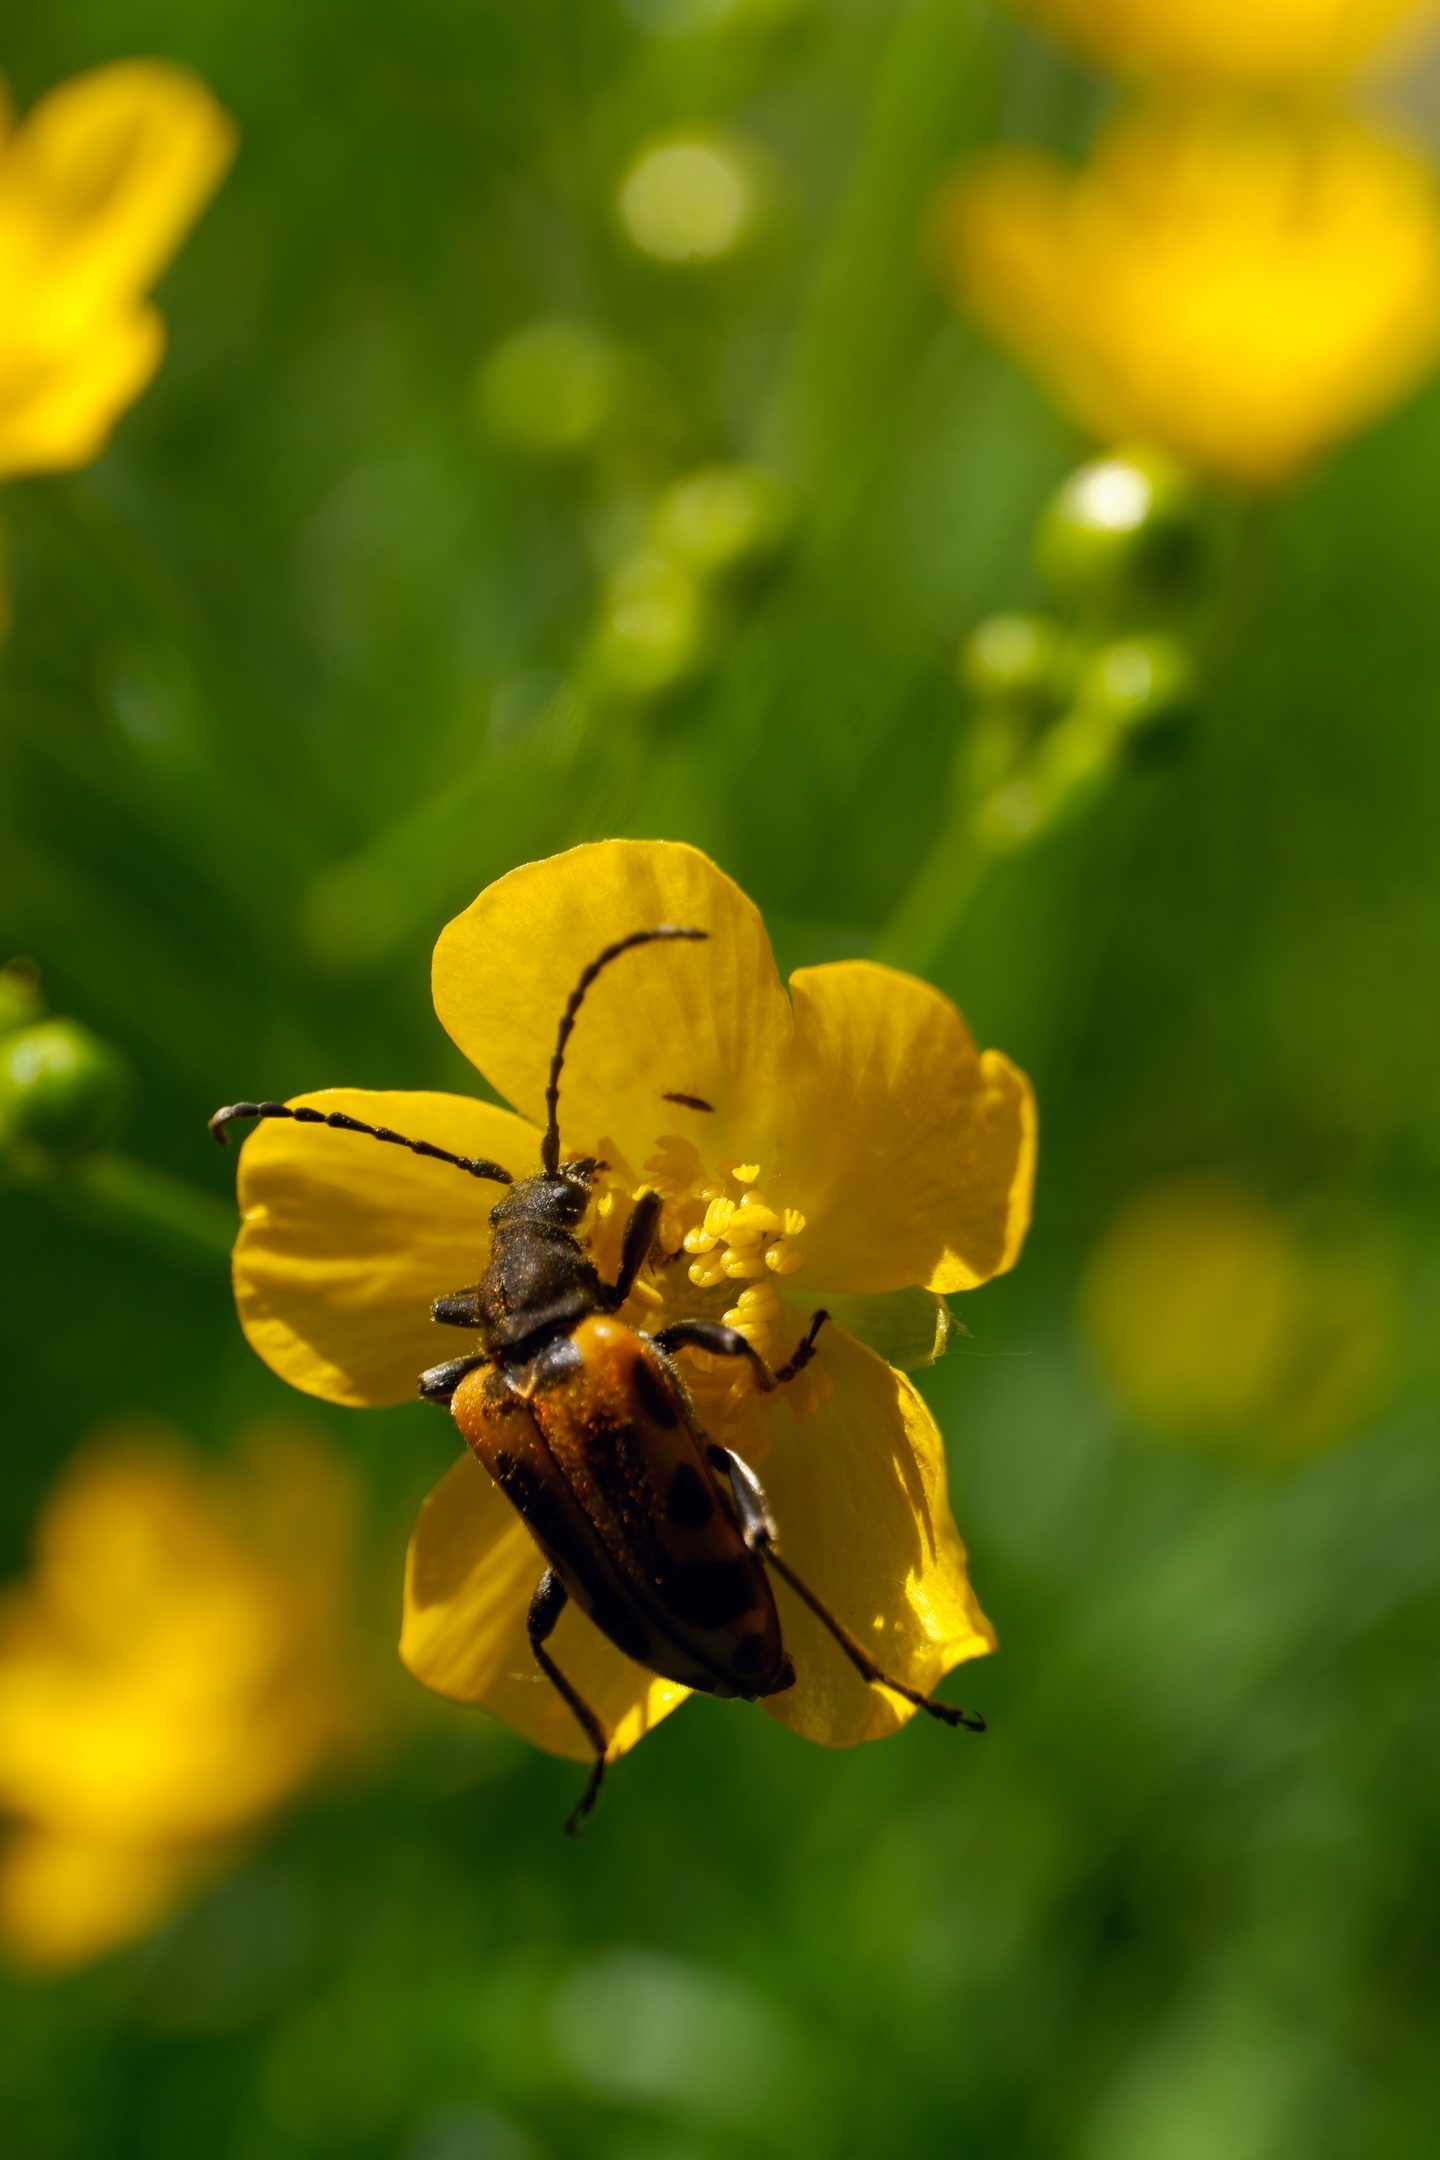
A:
[7,2,1440,2156]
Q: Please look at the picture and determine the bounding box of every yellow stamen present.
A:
[721,1217,767,1249]
[605,1145,812,1420]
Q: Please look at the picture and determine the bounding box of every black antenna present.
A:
[209,1101,514,1184]
[543,926,707,1175]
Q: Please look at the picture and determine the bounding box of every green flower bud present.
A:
[649,465,793,581]
[0,959,44,1037]
[959,611,1074,715]
[0,1020,131,1158]
[1033,447,1204,621]
[1074,632,1199,757]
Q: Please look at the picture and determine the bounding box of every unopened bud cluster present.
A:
[0,963,131,1179]
[588,462,794,700]
[477,316,794,708]
[957,446,1202,854]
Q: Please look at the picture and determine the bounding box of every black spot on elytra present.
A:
[586,1586,651,1665]
[666,1559,758,1628]
[493,1452,597,1581]
[662,1092,714,1112]
[583,1420,644,1519]
[633,1356,679,1427]
[666,1461,714,1529]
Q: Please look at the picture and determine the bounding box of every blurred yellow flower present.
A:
[938,100,1440,484]
[0,59,235,481]
[0,1425,365,1970]
[1079,1176,1401,1457]
[1020,0,1436,88]
[225,840,1036,1777]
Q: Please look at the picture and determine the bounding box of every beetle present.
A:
[212,926,982,1831]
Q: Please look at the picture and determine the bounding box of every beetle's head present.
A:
[489,1159,598,1229]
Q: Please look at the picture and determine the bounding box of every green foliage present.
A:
[4,4,1440,2160]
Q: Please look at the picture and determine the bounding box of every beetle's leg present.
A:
[431,1285,485,1328]
[526,1568,611,1836]
[704,1443,985,1735]
[772,1308,829,1384]
[418,1351,491,1404]
[604,1188,665,1308]
[651,1309,829,1393]
[704,1440,778,1546]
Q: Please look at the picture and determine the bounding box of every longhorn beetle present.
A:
[212,927,983,1831]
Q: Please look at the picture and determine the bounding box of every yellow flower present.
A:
[1020,0,1434,88]
[1079,1175,1401,1457]
[0,1424,365,1969]
[938,99,1440,485]
[227,841,1035,1777]
[0,60,235,481]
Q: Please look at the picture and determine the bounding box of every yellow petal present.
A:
[1025,0,1428,87]
[0,299,161,478]
[754,1327,994,1747]
[232,1090,539,1407]
[0,1825,196,1970]
[811,1285,954,1371]
[0,61,236,320]
[940,103,1440,486]
[432,840,792,1170]
[780,960,1035,1296]
[401,1451,687,1763]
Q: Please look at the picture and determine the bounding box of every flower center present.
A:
[585,1134,831,1440]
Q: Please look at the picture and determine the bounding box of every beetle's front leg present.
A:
[705,1443,985,1735]
[431,1284,485,1328]
[604,1187,665,1309]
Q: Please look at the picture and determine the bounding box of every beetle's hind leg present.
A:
[705,1443,986,1736]
[526,1568,611,1835]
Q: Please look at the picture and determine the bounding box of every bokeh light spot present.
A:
[618,137,756,262]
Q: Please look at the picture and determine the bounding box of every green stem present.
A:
[873,805,987,977]
[52,1151,235,1272]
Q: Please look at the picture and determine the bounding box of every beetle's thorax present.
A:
[475,1170,604,1362]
